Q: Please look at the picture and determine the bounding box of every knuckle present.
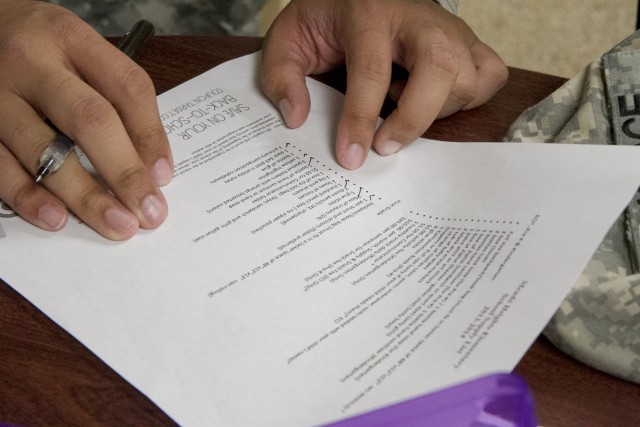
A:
[8,120,51,169]
[0,6,82,67]
[132,125,167,151]
[344,108,379,131]
[491,61,510,89]
[354,50,391,84]
[0,34,35,66]
[51,11,95,45]
[452,76,478,104]
[341,110,378,143]
[260,67,282,95]
[10,119,35,147]
[393,111,423,136]
[118,66,155,99]
[70,95,113,131]
[426,44,459,82]
[115,166,149,192]
[346,0,378,14]
[75,186,106,213]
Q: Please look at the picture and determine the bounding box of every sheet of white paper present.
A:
[2,52,640,426]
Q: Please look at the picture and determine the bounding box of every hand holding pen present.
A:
[0,2,173,240]
[35,122,76,183]
[35,19,156,183]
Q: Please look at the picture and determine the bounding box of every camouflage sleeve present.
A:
[506,30,640,384]
[434,0,459,15]
[47,1,458,36]
[45,0,268,36]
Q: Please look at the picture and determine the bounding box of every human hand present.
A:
[261,0,508,170]
[0,1,172,240]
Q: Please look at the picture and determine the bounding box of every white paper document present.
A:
[2,52,640,426]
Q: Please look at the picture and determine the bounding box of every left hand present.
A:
[0,1,172,240]
[261,0,508,170]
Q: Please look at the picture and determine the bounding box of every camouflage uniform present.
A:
[47,1,458,36]
[507,31,640,383]
[47,0,270,36]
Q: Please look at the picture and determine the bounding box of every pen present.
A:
[35,19,156,183]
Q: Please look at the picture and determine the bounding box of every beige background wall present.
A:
[261,0,638,78]
[459,0,637,77]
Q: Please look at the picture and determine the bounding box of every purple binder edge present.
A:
[323,372,537,427]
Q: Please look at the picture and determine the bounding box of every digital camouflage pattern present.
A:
[47,0,269,36]
[47,0,458,36]
[507,30,640,383]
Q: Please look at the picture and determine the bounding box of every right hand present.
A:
[0,1,173,240]
[261,0,508,170]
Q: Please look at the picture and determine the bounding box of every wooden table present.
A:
[1,36,639,426]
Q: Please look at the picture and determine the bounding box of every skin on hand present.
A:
[0,0,173,240]
[261,0,508,170]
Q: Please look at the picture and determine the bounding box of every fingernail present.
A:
[379,140,402,156]
[142,194,167,224]
[38,204,66,230]
[342,144,364,170]
[153,157,173,186]
[105,207,136,233]
[279,99,292,127]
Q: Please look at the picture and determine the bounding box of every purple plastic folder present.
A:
[324,373,537,427]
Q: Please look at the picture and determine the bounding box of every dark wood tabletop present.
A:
[1,36,639,427]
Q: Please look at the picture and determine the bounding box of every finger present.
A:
[18,65,168,230]
[464,38,509,110]
[0,142,67,232]
[261,13,312,129]
[388,51,479,119]
[336,18,393,170]
[438,46,480,118]
[387,41,508,121]
[0,95,139,240]
[67,32,174,186]
[373,29,458,156]
[44,153,140,240]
